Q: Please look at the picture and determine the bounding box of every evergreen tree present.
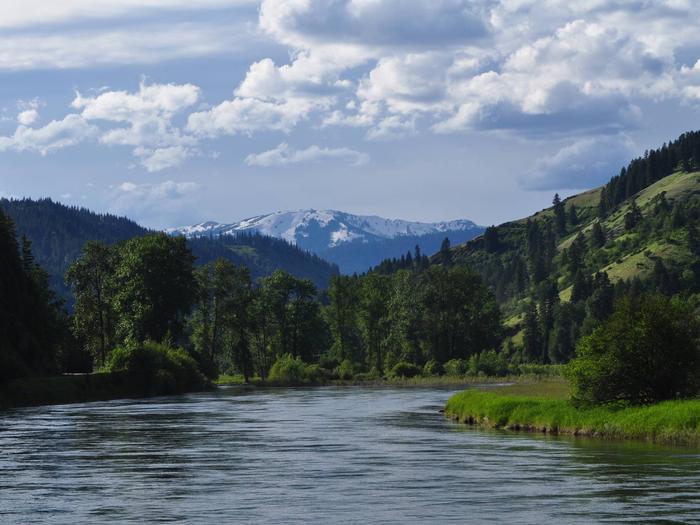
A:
[439,237,452,266]
[590,222,606,249]
[624,199,642,230]
[553,193,566,236]
[567,204,579,227]
[484,226,499,253]
[522,302,541,363]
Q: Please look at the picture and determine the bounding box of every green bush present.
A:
[336,359,355,380]
[389,361,422,378]
[423,359,444,376]
[469,350,509,377]
[567,295,700,406]
[108,341,207,395]
[443,358,468,376]
[268,353,322,385]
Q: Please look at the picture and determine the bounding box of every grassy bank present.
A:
[215,372,563,388]
[0,372,211,409]
[445,385,700,444]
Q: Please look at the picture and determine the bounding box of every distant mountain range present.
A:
[0,199,338,300]
[169,209,484,274]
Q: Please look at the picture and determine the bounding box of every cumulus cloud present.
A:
[522,135,637,191]
[259,0,488,48]
[245,142,369,167]
[0,114,97,155]
[73,81,200,170]
[6,0,700,177]
[252,0,700,141]
[187,97,316,137]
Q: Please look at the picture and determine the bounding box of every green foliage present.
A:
[567,295,700,405]
[66,241,116,368]
[268,353,322,385]
[0,207,73,381]
[388,361,422,378]
[469,350,509,377]
[107,341,207,395]
[336,359,356,380]
[190,259,253,380]
[112,234,197,344]
[443,358,468,376]
[423,359,443,376]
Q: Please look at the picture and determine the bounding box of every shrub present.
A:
[567,294,700,406]
[443,358,468,376]
[389,361,422,378]
[108,341,207,395]
[423,359,444,376]
[471,349,509,377]
[268,354,322,385]
[336,359,356,380]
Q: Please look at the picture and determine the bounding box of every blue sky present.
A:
[2,0,700,228]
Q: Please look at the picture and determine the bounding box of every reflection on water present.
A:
[1,386,700,523]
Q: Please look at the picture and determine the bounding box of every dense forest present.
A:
[5,130,700,392]
[0,198,339,297]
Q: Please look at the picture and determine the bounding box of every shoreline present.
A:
[445,388,700,445]
[1,373,551,410]
[0,373,213,410]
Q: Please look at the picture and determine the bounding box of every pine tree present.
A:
[624,199,642,230]
[567,204,579,227]
[439,237,452,266]
[484,226,499,253]
[553,193,566,236]
[522,302,541,363]
[590,222,606,249]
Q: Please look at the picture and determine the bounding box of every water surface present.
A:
[2,386,700,523]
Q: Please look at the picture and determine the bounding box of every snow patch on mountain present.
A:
[168,209,481,250]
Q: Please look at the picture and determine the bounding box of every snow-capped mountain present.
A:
[168,209,484,274]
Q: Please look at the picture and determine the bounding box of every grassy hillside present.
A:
[445,160,700,361]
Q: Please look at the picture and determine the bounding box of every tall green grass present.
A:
[445,390,700,444]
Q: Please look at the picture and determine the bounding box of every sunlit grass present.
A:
[445,388,700,444]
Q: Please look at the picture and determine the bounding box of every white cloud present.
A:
[0,1,257,29]
[73,81,200,122]
[74,81,200,170]
[245,142,369,167]
[135,146,192,172]
[522,135,637,190]
[259,0,487,48]
[0,114,97,155]
[0,22,255,70]
[17,109,39,126]
[187,97,315,137]
[116,180,200,198]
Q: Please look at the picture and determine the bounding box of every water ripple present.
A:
[1,387,700,523]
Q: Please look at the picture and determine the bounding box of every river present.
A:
[1,386,700,523]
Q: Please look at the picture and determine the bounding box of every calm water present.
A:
[2,386,700,524]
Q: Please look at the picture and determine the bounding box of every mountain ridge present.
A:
[169,209,484,274]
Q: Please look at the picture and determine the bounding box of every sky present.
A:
[2,0,700,229]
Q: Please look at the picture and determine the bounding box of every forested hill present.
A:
[435,130,700,363]
[0,198,339,299]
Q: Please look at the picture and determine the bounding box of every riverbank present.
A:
[215,371,563,388]
[0,372,212,410]
[445,383,700,445]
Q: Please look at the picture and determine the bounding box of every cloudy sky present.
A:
[2,0,700,228]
